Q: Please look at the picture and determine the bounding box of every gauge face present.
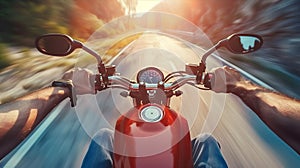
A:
[137,67,164,83]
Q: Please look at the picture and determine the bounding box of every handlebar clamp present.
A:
[185,63,206,84]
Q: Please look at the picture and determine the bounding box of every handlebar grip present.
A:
[203,73,213,89]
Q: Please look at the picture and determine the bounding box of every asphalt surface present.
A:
[1,34,299,168]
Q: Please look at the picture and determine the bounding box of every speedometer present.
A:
[137,67,164,84]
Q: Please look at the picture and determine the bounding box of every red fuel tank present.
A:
[113,104,193,168]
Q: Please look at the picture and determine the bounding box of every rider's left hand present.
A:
[62,68,95,95]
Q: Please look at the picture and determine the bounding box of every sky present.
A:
[135,0,162,13]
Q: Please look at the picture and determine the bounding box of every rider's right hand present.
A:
[210,66,252,94]
[62,68,96,95]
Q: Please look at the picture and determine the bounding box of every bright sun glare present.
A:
[136,0,162,13]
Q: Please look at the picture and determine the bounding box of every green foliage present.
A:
[0,43,10,69]
[0,0,72,46]
[0,0,126,47]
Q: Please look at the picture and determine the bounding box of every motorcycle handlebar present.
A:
[95,74,207,91]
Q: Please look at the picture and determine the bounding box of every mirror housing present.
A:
[225,34,263,54]
[35,34,82,56]
[199,33,263,78]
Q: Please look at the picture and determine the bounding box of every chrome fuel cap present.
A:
[140,106,164,123]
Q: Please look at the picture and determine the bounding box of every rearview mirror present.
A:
[35,34,82,56]
[226,34,263,54]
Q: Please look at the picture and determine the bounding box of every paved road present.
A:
[1,34,299,168]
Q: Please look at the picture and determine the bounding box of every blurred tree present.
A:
[152,0,242,42]
[0,0,72,46]
[70,0,126,39]
[74,0,125,22]
[121,0,137,15]
[0,43,10,69]
[0,0,126,46]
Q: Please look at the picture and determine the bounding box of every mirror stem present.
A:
[81,45,108,82]
[200,39,227,64]
[82,45,103,64]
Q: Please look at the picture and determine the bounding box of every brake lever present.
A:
[94,65,117,93]
[94,74,105,93]
[203,73,212,89]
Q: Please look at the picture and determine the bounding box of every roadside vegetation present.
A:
[0,0,129,103]
[0,43,10,69]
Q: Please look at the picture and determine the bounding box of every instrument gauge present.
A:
[137,67,164,84]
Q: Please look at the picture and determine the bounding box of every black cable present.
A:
[164,71,189,82]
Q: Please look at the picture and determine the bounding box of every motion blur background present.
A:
[0,0,299,104]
